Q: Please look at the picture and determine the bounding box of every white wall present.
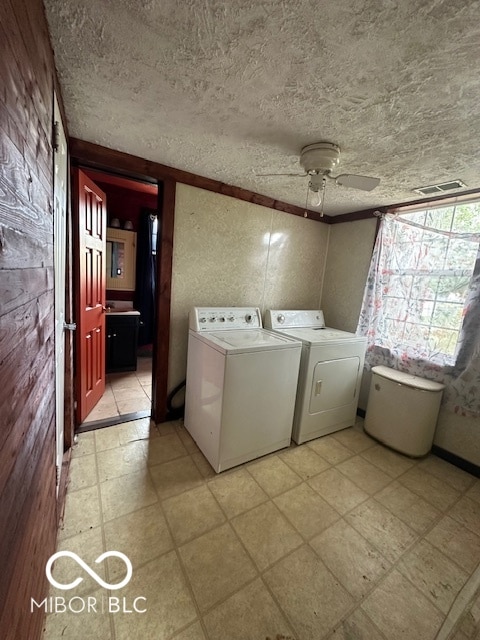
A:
[168,184,329,389]
[321,218,377,332]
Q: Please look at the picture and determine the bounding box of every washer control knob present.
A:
[199,317,206,323]
[245,314,253,323]
[228,316,235,322]
[219,316,225,322]
[209,317,216,322]
[277,314,285,324]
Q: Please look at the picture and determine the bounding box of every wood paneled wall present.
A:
[0,0,59,638]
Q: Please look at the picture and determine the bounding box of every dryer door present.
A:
[309,357,361,414]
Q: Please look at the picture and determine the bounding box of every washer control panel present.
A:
[190,307,263,331]
[265,309,325,330]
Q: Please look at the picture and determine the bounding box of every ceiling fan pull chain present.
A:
[304,182,310,217]
[320,176,327,217]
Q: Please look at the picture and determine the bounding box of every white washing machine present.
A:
[184,307,302,472]
[265,310,367,444]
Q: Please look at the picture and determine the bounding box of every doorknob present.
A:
[63,322,77,331]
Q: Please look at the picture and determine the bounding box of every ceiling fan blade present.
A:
[335,174,380,191]
[256,172,307,177]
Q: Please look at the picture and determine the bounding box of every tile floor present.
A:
[83,357,152,424]
[43,419,480,640]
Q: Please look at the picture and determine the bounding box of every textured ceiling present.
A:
[44,0,480,215]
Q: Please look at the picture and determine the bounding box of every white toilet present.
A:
[364,365,445,457]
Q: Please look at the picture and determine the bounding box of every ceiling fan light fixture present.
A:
[309,189,323,208]
[300,142,340,174]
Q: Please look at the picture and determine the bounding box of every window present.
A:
[379,204,479,364]
[359,201,480,368]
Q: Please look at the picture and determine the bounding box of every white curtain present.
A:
[357,212,480,417]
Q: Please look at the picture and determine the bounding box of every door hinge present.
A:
[56,464,60,486]
[53,121,60,152]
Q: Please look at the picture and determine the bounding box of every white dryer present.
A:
[265,310,367,444]
[184,307,302,472]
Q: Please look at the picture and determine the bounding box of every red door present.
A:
[74,169,107,423]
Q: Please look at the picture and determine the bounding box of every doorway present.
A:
[76,169,159,430]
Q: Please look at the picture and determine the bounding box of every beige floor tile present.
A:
[337,455,392,494]
[467,479,480,504]
[43,588,112,639]
[418,456,476,492]
[178,523,257,612]
[345,499,418,563]
[279,445,330,480]
[104,504,173,577]
[191,451,216,479]
[448,630,469,640]
[247,455,302,497]
[100,469,158,522]
[310,519,390,598]
[307,435,353,464]
[173,622,206,640]
[360,444,415,478]
[51,527,105,597]
[109,373,144,390]
[375,481,441,533]
[308,467,369,515]
[457,589,480,638]
[208,468,268,518]
[145,432,188,466]
[97,440,147,482]
[85,399,119,422]
[176,426,200,453]
[150,424,177,441]
[113,551,197,640]
[399,466,461,511]
[117,418,156,444]
[156,420,181,437]
[112,386,148,402]
[68,453,98,491]
[163,485,225,545]
[95,425,123,451]
[203,578,294,640]
[332,427,375,453]
[362,570,443,640]
[274,483,340,539]
[449,496,480,535]
[426,515,480,573]
[149,456,203,501]
[325,608,386,640]
[71,432,95,457]
[232,501,303,571]
[117,397,151,414]
[58,484,102,540]
[397,539,468,614]
[264,545,354,640]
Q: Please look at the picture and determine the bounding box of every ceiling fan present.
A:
[259,142,381,216]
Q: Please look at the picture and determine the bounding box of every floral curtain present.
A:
[357,211,480,416]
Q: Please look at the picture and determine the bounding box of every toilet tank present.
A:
[364,365,445,457]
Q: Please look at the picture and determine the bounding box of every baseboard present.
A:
[432,445,480,478]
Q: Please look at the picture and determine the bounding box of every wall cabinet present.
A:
[106,228,137,291]
[106,313,139,373]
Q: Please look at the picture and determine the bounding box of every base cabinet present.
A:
[106,314,139,373]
